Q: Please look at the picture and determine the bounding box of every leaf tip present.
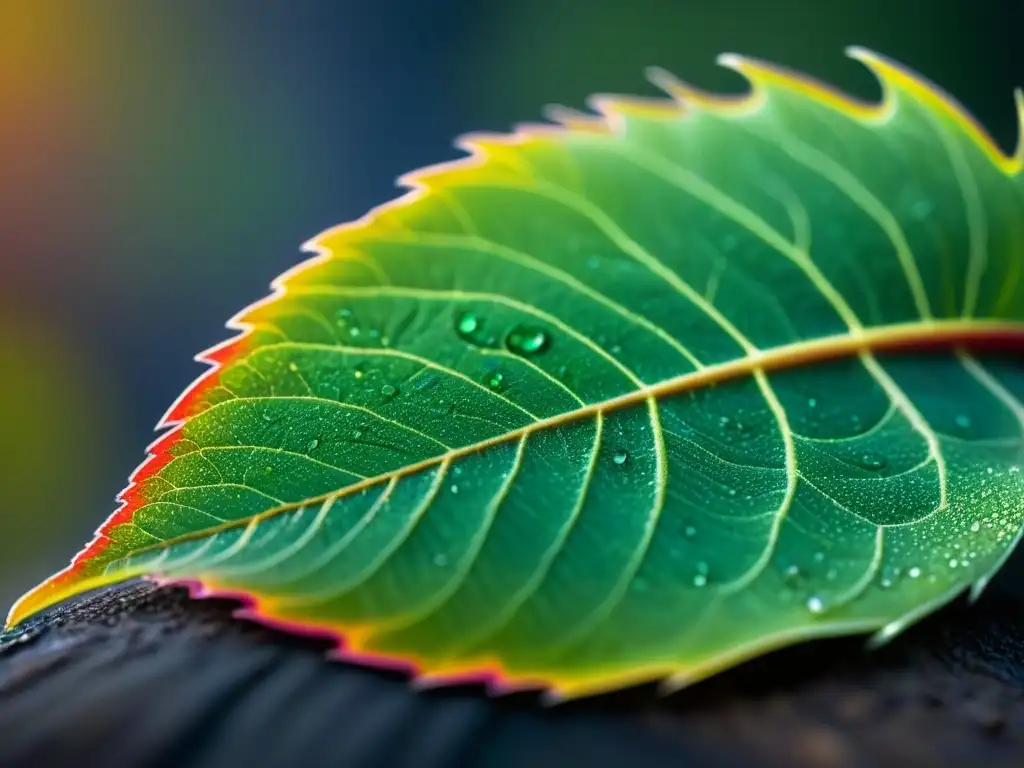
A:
[5,566,125,630]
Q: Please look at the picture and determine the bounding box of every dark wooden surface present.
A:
[2,578,1024,768]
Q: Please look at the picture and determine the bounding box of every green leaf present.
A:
[9,48,1024,699]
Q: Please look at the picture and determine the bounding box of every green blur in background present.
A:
[0,0,1019,609]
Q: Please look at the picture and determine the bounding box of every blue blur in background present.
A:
[0,0,1020,608]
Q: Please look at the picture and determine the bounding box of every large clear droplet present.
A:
[806,595,825,614]
[858,451,887,471]
[456,312,480,338]
[505,324,550,356]
[613,449,629,466]
[380,384,398,400]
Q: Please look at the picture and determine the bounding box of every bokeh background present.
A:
[0,0,1021,609]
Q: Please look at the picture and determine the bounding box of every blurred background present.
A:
[0,0,1020,608]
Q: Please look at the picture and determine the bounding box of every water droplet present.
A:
[880,565,899,589]
[261,410,276,423]
[505,324,550,356]
[433,554,448,567]
[908,566,922,579]
[380,336,391,347]
[456,312,480,338]
[613,450,629,466]
[264,465,273,474]
[306,438,319,452]
[288,362,299,373]
[858,452,887,471]
[719,416,731,427]
[336,308,354,324]
[813,551,825,564]
[486,372,504,390]
[380,384,398,399]
[353,428,363,440]
[784,564,801,583]
[806,596,825,614]
[910,199,933,220]
[684,525,697,538]
[955,413,972,430]
[949,558,959,568]
[450,484,459,495]
[693,573,708,587]
[970,521,981,533]
[807,397,818,408]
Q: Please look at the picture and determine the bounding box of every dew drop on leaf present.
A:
[486,372,504,390]
[306,438,319,452]
[908,566,922,579]
[858,452,887,471]
[456,312,480,338]
[806,596,825,614]
[288,362,299,373]
[505,324,550,356]
[613,450,629,466]
[971,521,981,533]
[910,199,933,220]
[450,484,460,495]
[807,397,818,408]
[693,573,708,587]
[955,413,972,430]
[783,564,801,584]
[380,384,398,399]
[433,554,448,567]
[684,525,697,538]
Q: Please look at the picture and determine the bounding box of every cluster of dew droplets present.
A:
[336,307,390,347]
[454,310,555,391]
